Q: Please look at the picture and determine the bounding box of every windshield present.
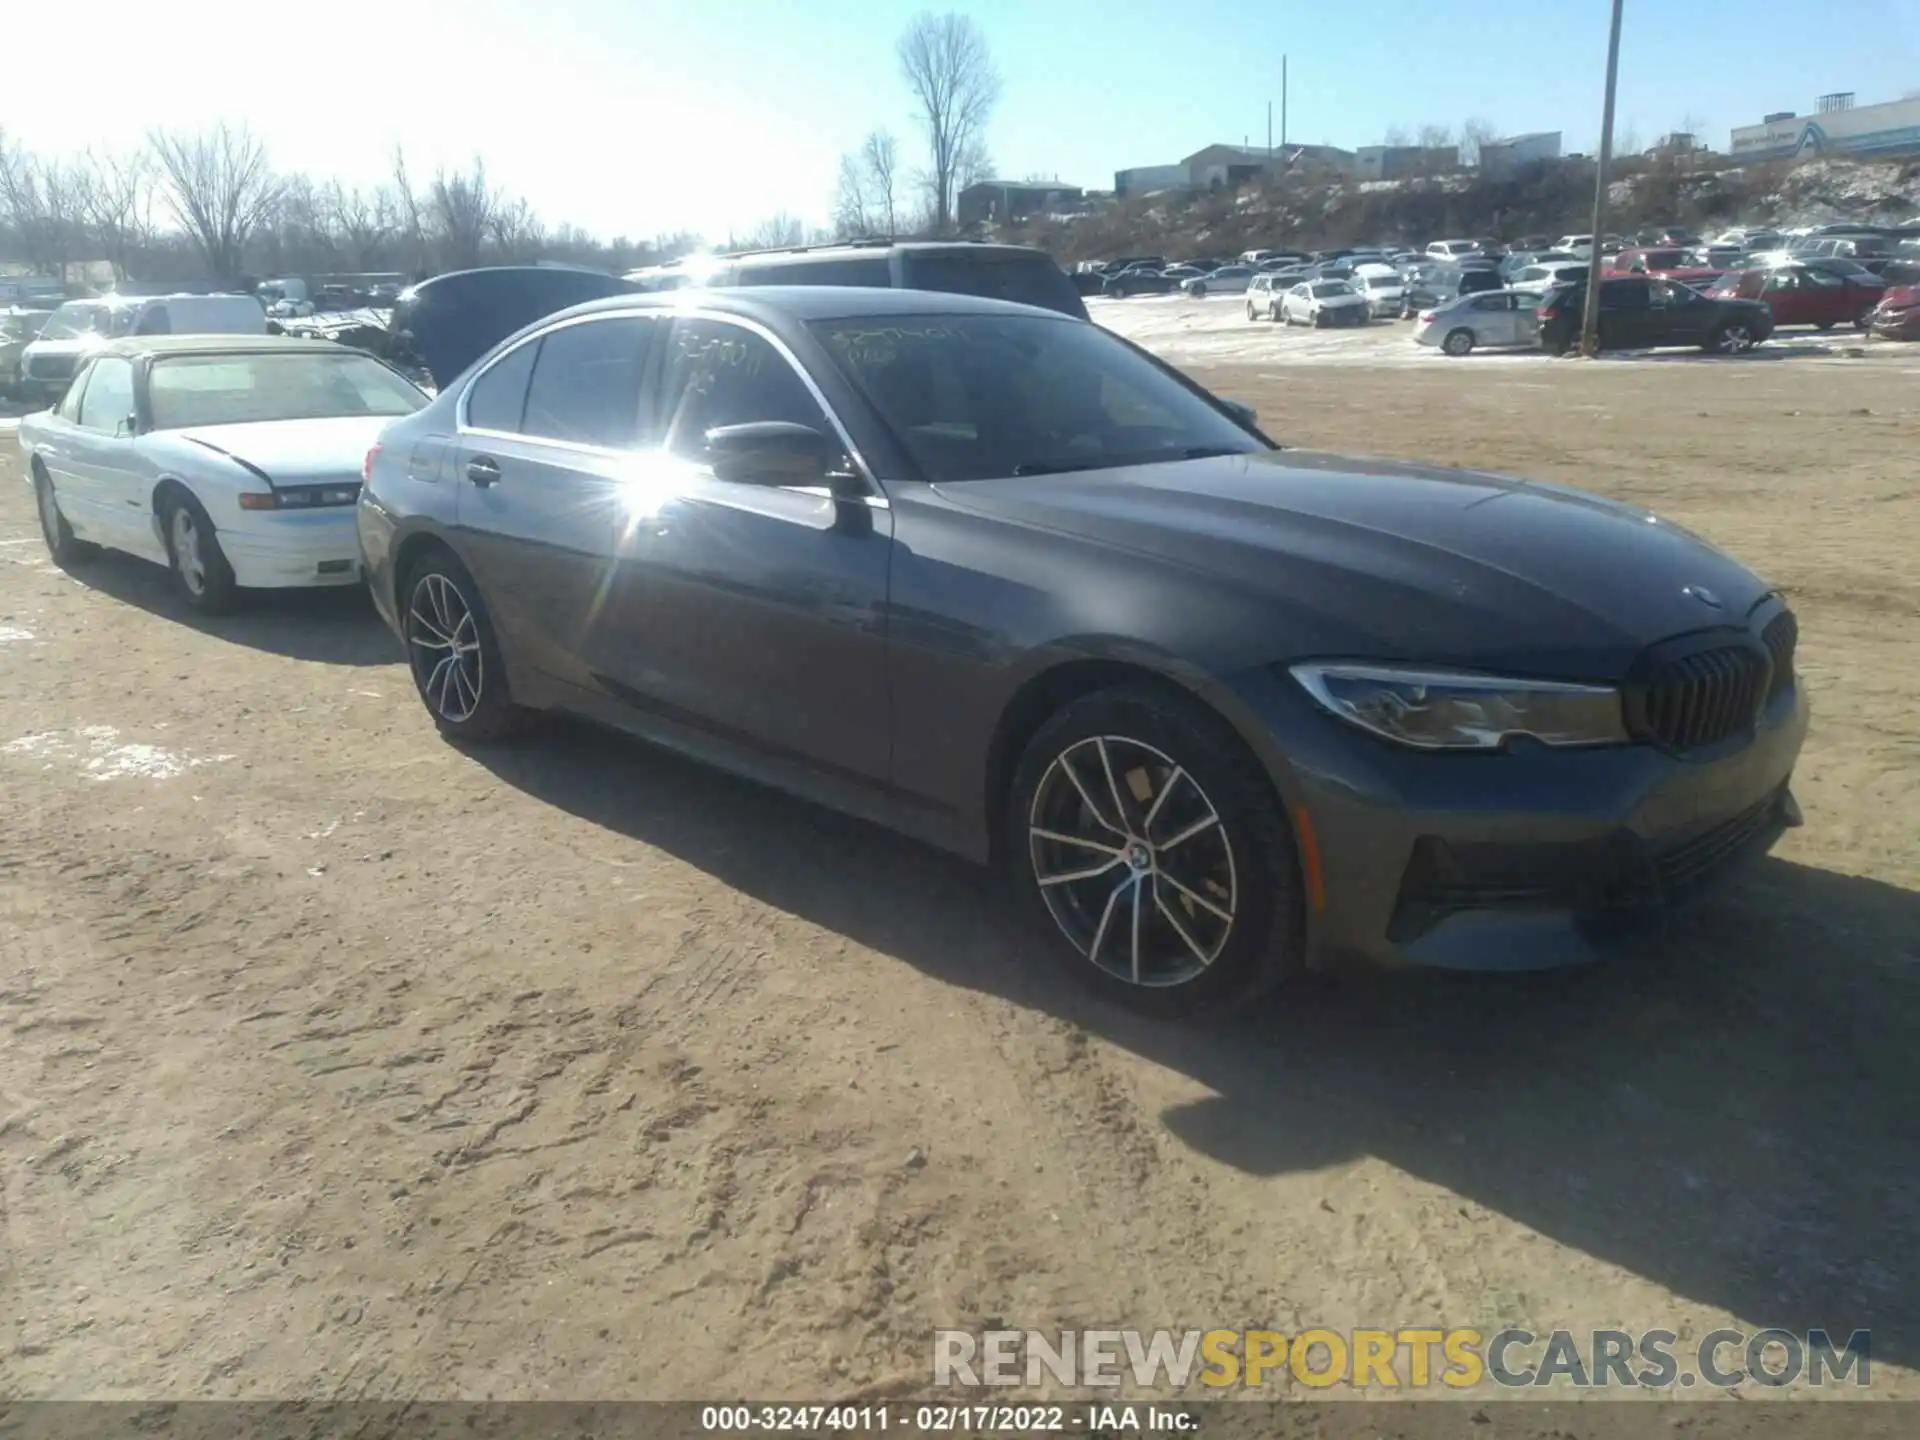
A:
[40,303,113,341]
[147,351,428,430]
[1311,282,1354,298]
[809,313,1266,483]
[1363,275,1399,289]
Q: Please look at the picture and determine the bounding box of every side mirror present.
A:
[705,421,837,487]
[1218,398,1258,428]
[115,414,138,438]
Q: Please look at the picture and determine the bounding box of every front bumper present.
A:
[219,511,364,589]
[1224,666,1811,972]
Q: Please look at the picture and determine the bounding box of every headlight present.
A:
[1289,662,1628,751]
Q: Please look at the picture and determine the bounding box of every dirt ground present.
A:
[2,332,1916,1403]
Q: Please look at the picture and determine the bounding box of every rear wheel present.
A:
[1006,684,1304,1016]
[401,549,528,742]
[1246,301,1257,322]
[1442,327,1476,357]
[1814,319,1836,332]
[1708,321,1756,354]
[32,463,97,568]
[161,492,238,613]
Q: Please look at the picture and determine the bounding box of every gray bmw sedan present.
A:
[357,287,1806,1014]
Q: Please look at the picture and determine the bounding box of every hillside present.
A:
[1007,153,1920,261]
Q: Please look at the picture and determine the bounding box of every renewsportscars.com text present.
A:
[932,1327,1871,1390]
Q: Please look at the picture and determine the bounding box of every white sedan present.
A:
[19,335,427,612]
[1181,264,1257,297]
[1277,279,1372,327]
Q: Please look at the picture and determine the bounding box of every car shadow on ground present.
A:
[472,717,1919,1369]
[64,549,399,667]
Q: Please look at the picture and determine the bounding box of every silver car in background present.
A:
[1183,265,1256,297]
[1351,266,1406,318]
[1412,288,1545,355]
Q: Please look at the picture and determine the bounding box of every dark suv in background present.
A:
[704,240,1089,320]
[1537,275,1775,354]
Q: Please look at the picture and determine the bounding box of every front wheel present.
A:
[1246,302,1257,322]
[1006,684,1304,1016]
[402,551,528,742]
[162,493,238,613]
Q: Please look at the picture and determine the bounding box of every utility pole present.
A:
[1267,102,1273,158]
[1281,56,1289,148]
[1579,0,1625,358]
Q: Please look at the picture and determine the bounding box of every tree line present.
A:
[0,122,705,288]
[0,9,1005,291]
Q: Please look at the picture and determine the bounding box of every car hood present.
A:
[157,416,392,485]
[935,450,1773,676]
[22,335,107,359]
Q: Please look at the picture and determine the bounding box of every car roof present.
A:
[546,285,1076,325]
[722,240,1051,261]
[94,335,354,360]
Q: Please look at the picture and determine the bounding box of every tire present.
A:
[1442,327,1476,357]
[1268,303,1282,323]
[1707,321,1756,354]
[400,548,529,742]
[1814,319,1835,332]
[1006,683,1304,1016]
[1246,302,1257,322]
[161,491,238,613]
[1312,311,1326,328]
[32,463,98,568]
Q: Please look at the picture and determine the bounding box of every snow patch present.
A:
[2,725,234,781]
[0,624,34,643]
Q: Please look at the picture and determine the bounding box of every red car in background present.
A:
[1609,249,1724,294]
[1866,283,1920,340]
[1708,262,1886,330]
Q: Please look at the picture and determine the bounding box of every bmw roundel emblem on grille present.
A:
[1683,585,1723,609]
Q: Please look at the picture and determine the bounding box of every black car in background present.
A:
[1536,275,1775,354]
[706,240,1089,321]
[387,265,642,388]
[1103,268,1180,297]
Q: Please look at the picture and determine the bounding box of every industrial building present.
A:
[955,181,1085,228]
[1729,92,1920,161]
[1476,132,1563,180]
[1352,144,1458,181]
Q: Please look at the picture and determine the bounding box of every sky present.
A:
[9,0,1919,244]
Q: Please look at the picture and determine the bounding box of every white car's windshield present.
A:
[1311,282,1354,298]
[147,352,428,430]
[40,303,113,341]
[810,313,1266,483]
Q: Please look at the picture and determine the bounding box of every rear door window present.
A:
[519,316,658,449]
[464,339,540,433]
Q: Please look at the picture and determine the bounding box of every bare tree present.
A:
[76,149,153,281]
[1417,122,1454,152]
[863,130,901,235]
[741,211,805,250]
[389,146,426,274]
[1616,121,1642,157]
[0,138,86,278]
[1383,125,1411,147]
[326,182,389,269]
[489,195,547,262]
[833,153,875,238]
[429,159,496,271]
[897,11,1001,233]
[1459,117,1497,167]
[148,123,282,283]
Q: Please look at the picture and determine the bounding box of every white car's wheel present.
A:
[162,491,239,613]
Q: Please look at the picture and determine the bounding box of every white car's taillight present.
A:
[363,444,382,484]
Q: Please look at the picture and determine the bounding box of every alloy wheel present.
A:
[171,507,207,596]
[408,572,484,723]
[1721,324,1753,353]
[1027,735,1237,988]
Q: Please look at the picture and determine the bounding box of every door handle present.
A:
[465,455,501,488]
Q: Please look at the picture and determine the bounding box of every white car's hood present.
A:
[163,416,390,486]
